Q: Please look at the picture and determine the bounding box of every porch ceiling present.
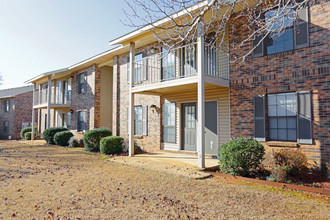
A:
[132,77,229,96]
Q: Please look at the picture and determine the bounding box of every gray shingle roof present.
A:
[0,85,33,99]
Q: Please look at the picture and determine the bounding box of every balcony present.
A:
[33,90,71,109]
[131,43,230,94]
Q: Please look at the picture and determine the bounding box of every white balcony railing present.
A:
[33,90,71,107]
[132,43,230,87]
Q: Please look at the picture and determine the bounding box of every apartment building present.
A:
[0,86,34,139]
[27,1,329,168]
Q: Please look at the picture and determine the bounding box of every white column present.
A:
[129,42,135,157]
[31,83,36,140]
[197,22,205,168]
[47,76,51,129]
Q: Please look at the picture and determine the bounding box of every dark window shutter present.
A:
[75,112,79,131]
[142,105,148,136]
[254,95,266,141]
[297,91,312,144]
[295,7,309,49]
[252,34,264,57]
[127,56,130,83]
[76,75,80,94]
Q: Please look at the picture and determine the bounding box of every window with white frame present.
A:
[78,111,87,132]
[268,93,297,141]
[161,47,175,81]
[162,103,176,143]
[78,72,87,94]
[4,100,10,112]
[134,106,143,135]
[63,112,71,130]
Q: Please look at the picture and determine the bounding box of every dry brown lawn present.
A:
[0,140,329,219]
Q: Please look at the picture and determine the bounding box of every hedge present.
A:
[219,138,265,176]
[100,136,124,155]
[43,127,68,145]
[54,131,74,146]
[83,128,112,152]
[21,126,37,139]
[24,132,32,140]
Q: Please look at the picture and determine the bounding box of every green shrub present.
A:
[218,138,265,176]
[24,132,32,140]
[43,127,68,145]
[83,128,112,152]
[54,131,74,146]
[21,126,37,139]
[100,136,124,155]
[68,136,79,147]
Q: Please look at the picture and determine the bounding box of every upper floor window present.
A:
[161,47,176,81]
[253,6,309,57]
[265,8,294,55]
[4,100,10,112]
[78,72,87,94]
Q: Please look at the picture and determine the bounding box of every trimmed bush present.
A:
[54,131,74,146]
[100,136,124,155]
[272,149,309,177]
[68,136,79,147]
[83,128,112,152]
[219,138,265,176]
[24,132,32,140]
[21,126,37,139]
[43,127,68,145]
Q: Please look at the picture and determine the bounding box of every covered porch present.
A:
[127,28,230,168]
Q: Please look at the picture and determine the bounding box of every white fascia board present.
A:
[109,1,208,46]
[25,68,68,84]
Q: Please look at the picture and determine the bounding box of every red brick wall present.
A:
[229,3,330,168]
[13,91,36,139]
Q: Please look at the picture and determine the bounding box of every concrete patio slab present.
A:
[108,151,219,179]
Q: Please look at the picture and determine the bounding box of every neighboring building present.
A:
[27,1,329,169]
[0,86,34,139]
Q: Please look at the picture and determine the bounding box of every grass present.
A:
[0,140,329,219]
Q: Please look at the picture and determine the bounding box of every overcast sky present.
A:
[0,0,134,89]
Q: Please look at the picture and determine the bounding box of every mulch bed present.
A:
[206,171,330,196]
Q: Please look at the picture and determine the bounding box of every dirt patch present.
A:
[0,140,329,219]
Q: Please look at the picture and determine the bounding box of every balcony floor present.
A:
[132,75,229,95]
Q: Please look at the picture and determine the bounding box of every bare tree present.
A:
[122,0,325,63]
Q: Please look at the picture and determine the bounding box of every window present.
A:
[3,121,9,133]
[4,100,10,112]
[127,53,147,84]
[56,81,63,104]
[127,106,147,135]
[78,72,87,94]
[268,93,297,141]
[78,111,87,132]
[56,111,62,127]
[253,6,309,57]
[63,112,71,130]
[181,44,197,76]
[254,91,312,144]
[162,103,176,143]
[67,78,72,102]
[134,106,143,135]
[22,122,29,129]
[265,7,294,55]
[161,47,175,81]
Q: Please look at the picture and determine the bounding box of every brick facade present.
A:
[229,3,330,168]
[113,44,161,152]
[0,90,34,139]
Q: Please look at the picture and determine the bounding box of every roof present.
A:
[0,85,33,99]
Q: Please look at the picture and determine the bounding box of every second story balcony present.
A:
[33,79,72,109]
[131,43,230,94]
